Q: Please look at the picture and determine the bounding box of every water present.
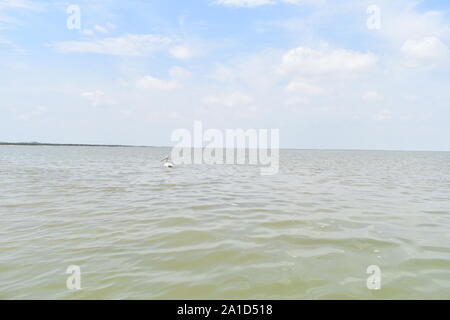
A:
[0,146,449,299]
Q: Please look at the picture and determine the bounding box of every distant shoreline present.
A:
[0,142,448,152]
[0,142,153,148]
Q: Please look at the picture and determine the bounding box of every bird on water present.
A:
[161,156,174,168]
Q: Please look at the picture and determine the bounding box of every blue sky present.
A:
[1,0,450,150]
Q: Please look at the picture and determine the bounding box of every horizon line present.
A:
[1,141,449,153]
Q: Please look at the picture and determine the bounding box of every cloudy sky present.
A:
[1,0,449,150]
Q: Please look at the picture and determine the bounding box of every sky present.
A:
[1,0,450,150]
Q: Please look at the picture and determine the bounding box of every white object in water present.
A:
[161,156,174,168]
[163,161,174,168]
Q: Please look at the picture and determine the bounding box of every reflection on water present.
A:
[0,146,449,299]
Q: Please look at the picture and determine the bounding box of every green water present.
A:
[0,146,449,299]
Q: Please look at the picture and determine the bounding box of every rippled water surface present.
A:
[1,146,449,299]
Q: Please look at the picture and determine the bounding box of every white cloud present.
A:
[285,80,324,96]
[51,34,171,56]
[401,36,448,62]
[210,64,235,82]
[214,0,275,7]
[136,76,177,90]
[363,91,383,102]
[380,5,450,45]
[285,96,311,106]
[204,91,253,107]
[80,23,115,37]
[0,0,42,29]
[81,91,114,106]
[279,46,376,76]
[169,45,194,60]
[0,0,37,10]
[0,34,23,51]
[214,0,301,7]
[372,109,392,122]
[281,0,302,4]
[169,66,191,79]
[135,66,191,90]
[80,29,94,36]
[94,25,109,34]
